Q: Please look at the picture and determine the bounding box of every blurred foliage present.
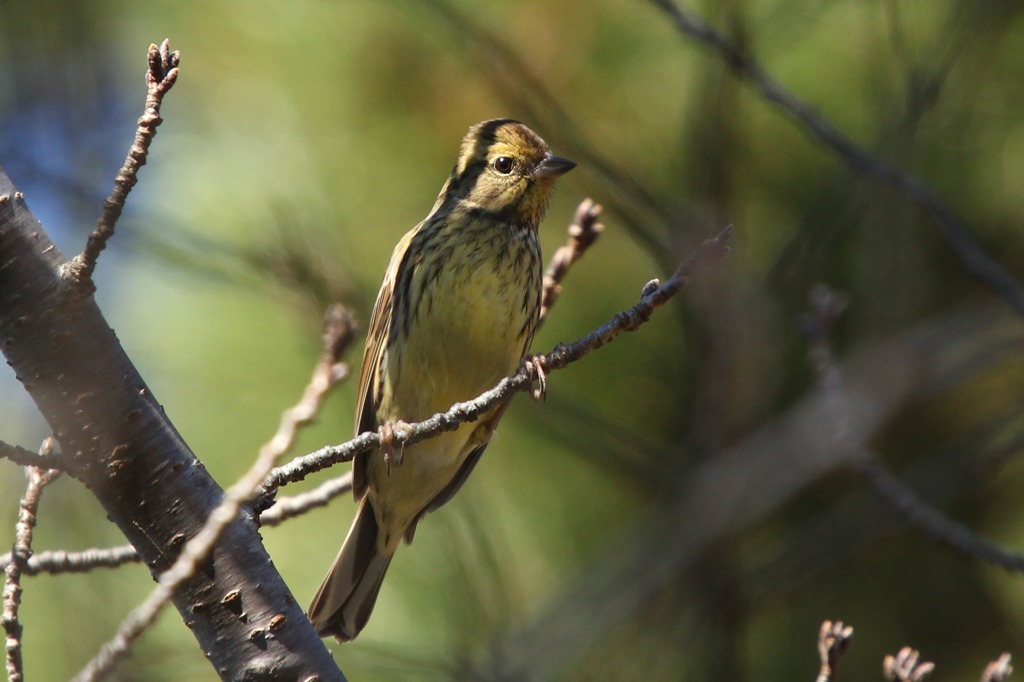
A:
[2,0,1024,680]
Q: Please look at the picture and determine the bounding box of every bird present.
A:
[308,119,575,641]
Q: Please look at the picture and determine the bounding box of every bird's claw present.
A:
[523,354,548,402]
[379,420,412,473]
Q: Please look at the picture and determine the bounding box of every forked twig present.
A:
[259,473,354,527]
[3,439,60,682]
[65,39,180,286]
[816,620,853,682]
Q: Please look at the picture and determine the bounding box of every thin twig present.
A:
[72,306,353,682]
[3,439,61,682]
[648,0,1024,319]
[539,198,604,325]
[259,473,354,527]
[65,39,180,287]
[852,456,1024,572]
[816,620,853,682]
[0,440,64,470]
[265,225,731,489]
[0,545,141,576]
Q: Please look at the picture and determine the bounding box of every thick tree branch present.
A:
[73,304,354,682]
[0,170,343,679]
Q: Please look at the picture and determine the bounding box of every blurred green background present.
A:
[3,0,1024,679]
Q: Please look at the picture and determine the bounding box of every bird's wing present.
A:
[351,225,419,498]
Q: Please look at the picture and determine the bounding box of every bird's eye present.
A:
[492,156,514,174]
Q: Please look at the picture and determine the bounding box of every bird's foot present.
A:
[523,354,548,401]
[380,419,412,473]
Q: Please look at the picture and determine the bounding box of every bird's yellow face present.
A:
[445,119,576,228]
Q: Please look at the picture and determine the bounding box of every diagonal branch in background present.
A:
[3,440,60,682]
[73,304,354,682]
[803,284,1024,573]
[263,226,732,491]
[647,0,1024,319]
[736,370,1024,601]
[853,456,1024,572]
[65,40,180,288]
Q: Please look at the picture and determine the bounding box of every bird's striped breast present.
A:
[385,214,541,421]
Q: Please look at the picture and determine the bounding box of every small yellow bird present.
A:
[308,119,575,641]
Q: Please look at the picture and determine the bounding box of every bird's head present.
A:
[442,119,575,227]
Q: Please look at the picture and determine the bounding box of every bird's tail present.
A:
[308,497,393,641]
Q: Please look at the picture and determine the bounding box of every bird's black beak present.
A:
[535,154,576,179]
